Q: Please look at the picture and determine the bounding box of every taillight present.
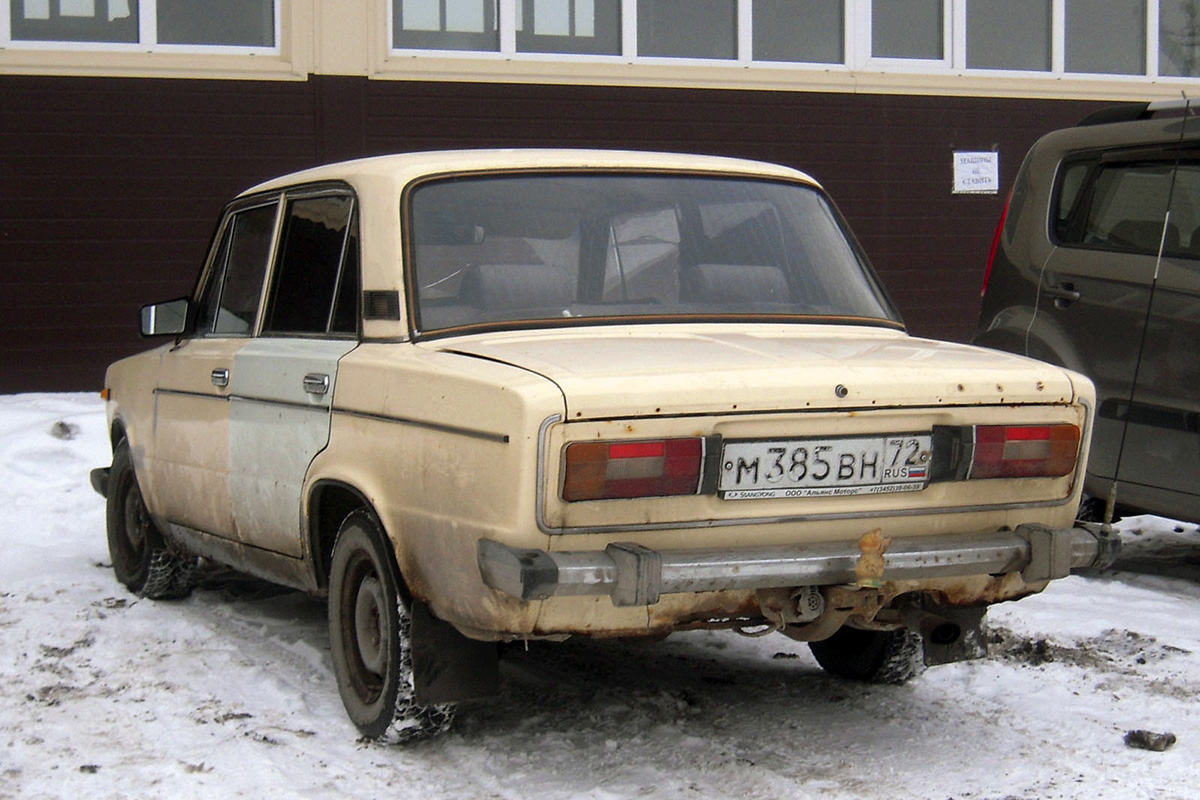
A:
[969,424,1080,479]
[562,438,704,501]
[980,189,1011,298]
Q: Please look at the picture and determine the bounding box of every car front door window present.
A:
[196,202,279,336]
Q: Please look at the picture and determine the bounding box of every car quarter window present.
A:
[195,202,279,337]
[263,192,359,336]
[330,213,361,333]
[1052,159,1091,241]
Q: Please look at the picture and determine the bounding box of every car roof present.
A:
[1034,103,1200,155]
[240,148,822,198]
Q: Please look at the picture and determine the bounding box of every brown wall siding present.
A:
[1,76,320,392]
[0,74,1104,392]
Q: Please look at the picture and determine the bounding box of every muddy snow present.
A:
[2,392,1199,800]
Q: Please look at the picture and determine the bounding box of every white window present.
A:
[393,0,500,51]
[752,0,843,64]
[158,0,275,47]
[1064,0,1146,75]
[380,0,1200,85]
[872,0,943,60]
[6,0,277,50]
[11,0,138,42]
[1159,0,1200,76]
[638,0,736,60]
[516,0,621,54]
[965,0,1051,71]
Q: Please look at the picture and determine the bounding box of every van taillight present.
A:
[969,424,1080,479]
[562,438,704,501]
[980,189,1011,298]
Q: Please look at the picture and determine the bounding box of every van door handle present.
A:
[211,368,230,388]
[303,373,330,395]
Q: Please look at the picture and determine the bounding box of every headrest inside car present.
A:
[460,263,574,311]
[681,263,790,303]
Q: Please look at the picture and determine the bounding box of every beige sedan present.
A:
[92,149,1116,743]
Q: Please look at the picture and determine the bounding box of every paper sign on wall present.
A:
[953,151,999,195]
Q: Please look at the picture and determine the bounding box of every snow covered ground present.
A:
[3,392,1200,800]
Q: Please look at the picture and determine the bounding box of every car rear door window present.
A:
[263,193,358,336]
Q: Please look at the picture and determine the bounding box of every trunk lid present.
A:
[431,324,1080,419]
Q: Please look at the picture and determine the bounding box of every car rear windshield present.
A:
[407,172,900,335]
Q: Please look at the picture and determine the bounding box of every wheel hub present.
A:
[354,575,386,675]
[123,484,148,553]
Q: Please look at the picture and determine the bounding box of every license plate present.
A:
[719,434,933,500]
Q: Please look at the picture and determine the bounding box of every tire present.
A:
[1076,494,1106,523]
[106,442,196,600]
[1077,493,1124,524]
[327,510,455,743]
[808,626,925,685]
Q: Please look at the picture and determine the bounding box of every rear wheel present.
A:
[328,510,455,743]
[808,626,925,685]
[106,442,196,599]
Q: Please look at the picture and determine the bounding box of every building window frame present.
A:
[953,0,1053,73]
[2,0,281,54]
[859,0,953,71]
[383,0,1200,83]
[749,0,846,67]
[515,0,623,56]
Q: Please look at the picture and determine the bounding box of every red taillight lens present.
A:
[969,424,1080,479]
[980,189,1012,298]
[562,438,704,501]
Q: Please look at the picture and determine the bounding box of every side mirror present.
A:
[140,298,190,337]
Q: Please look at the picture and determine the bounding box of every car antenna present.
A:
[1108,93,1193,525]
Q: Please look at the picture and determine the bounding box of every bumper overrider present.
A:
[478,524,1119,607]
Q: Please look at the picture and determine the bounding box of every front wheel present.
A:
[106,442,196,599]
[808,626,925,685]
[327,510,455,743]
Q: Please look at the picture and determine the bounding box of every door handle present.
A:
[1042,276,1081,308]
[303,373,330,395]
[211,368,230,388]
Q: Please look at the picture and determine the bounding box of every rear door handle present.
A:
[211,368,230,388]
[1042,276,1081,307]
[303,373,330,395]
[1044,284,1081,303]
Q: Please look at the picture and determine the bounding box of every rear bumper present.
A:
[478,523,1119,607]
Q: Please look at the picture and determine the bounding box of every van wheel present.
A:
[106,442,194,599]
[328,510,455,743]
[809,626,925,684]
[1076,494,1121,524]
